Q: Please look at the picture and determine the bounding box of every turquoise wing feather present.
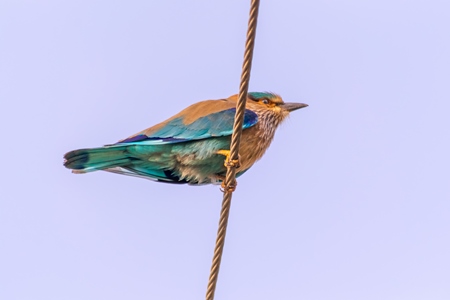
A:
[64,108,258,184]
[117,108,258,145]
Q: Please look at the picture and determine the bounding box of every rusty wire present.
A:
[205,0,261,299]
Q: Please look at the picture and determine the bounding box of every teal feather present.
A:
[63,108,257,183]
[248,92,278,100]
[118,108,258,144]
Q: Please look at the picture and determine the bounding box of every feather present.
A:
[118,108,258,145]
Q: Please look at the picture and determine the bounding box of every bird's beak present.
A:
[281,102,308,112]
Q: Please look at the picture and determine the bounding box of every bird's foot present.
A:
[216,150,240,168]
[220,178,238,193]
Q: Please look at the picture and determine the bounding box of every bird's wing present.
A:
[116,108,258,145]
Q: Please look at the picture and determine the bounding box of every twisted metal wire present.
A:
[205,1,260,299]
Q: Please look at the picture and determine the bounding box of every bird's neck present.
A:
[256,110,283,142]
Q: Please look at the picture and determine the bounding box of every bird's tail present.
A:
[63,145,136,173]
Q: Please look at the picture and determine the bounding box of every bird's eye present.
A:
[261,99,270,105]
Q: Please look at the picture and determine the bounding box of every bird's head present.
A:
[247,92,308,126]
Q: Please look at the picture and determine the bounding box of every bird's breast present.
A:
[238,123,276,171]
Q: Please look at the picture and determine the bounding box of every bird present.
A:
[63,92,308,186]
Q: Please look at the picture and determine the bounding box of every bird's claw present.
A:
[220,180,238,193]
[224,158,240,168]
[216,149,241,168]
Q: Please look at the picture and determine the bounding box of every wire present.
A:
[205,1,261,299]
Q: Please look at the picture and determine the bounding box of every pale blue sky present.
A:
[1,1,449,299]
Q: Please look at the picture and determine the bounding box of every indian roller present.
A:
[64,92,308,185]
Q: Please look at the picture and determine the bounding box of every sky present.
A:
[1,1,449,299]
